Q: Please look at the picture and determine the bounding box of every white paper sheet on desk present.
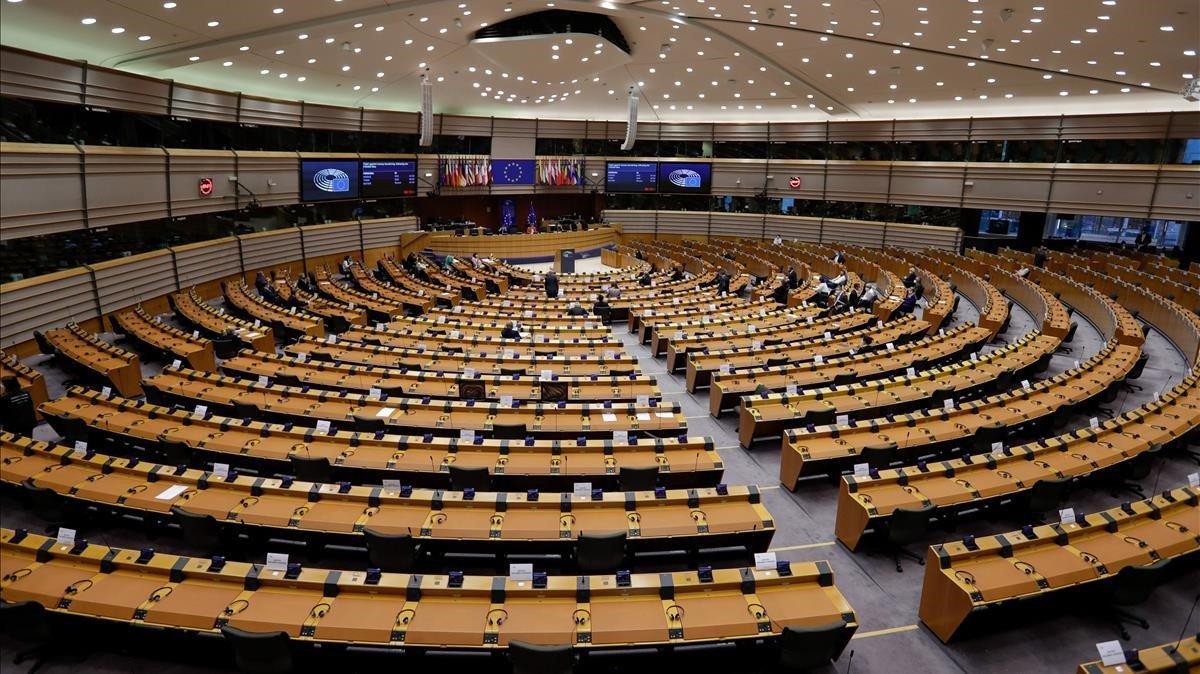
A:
[155,484,189,501]
[376,407,396,418]
[636,412,651,421]
[602,412,617,422]
[655,411,674,419]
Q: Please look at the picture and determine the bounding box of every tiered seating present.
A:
[0,349,48,414]
[36,323,143,397]
[0,528,858,653]
[169,288,275,352]
[222,280,325,339]
[40,388,723,489]
[142,366,687,440]
[918,486,1199,642]
[1076,634,1200,673]
[113,305,216,372]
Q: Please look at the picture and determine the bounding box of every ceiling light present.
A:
[272,7,283,14]
[111,26,125,33]
[207,21,219,27]
[188,55,199,61]
[1160,25,1174,31]
[162,1,176,7]
[138,35,151,41]
[222,61,232,67]
[81,17,96,24]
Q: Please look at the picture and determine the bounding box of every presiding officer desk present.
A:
[40,389,724,489]
[0,528,858,652]
[218,350,662,403]
[917,486,1200,643]
[38,323,143,398]
[0,433,773,559]
[142,367,687,440]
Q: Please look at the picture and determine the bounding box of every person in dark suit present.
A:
[1134,227,1153,252]
[592,294,610,317]
[903,267,918,288]
[832,251,845,264]
[566,302,588,317]
[638,271,653,287]
[772,280,790,305]
[671,267,684,282]
[897,288,918,315]
[786,268,799,289]
[501,321,521,339]
[716,270,730,295]
[544,271,559,298]
[0,377,36,438]
[1033,247,1048,268]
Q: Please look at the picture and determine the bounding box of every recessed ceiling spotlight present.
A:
[207,20,219,27]
[111,26,125,33]
[81,17,96,24]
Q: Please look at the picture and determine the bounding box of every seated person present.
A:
[828,273,847,287]
[897,288,918,315]
[500,320,522,339]
[858,283,880,309]
[638,271,653,287]
[605,285,622,299]
[671,267,684,282]
[340,255,353,274]
[566,302,589,317]
[902,267,918,288]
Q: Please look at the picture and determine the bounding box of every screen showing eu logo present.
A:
[300,160,360,201]
[657,162,711,194]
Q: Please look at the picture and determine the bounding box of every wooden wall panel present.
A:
[889,162,967,208]
[361,109,419,134]
[712,159,767,196]
[233,151,299,207]
[1048,165,1158,218]
[84,68,169,115]
[170,83,239,123]
[764,161,825,200]
[0,47,84,105]
[765,214,822,242]
[239,228,302,274]
[0,267,97,348]
[82,146,169,228]
[709,212,765,238]
[303,103,361,131]
[884,222,961,251]
[819,218,886,248]
[824,161,889,203]
[0,142,84,240]
[166,149,237,217]
[362,216,418,251]
[438,114,492,137]
[655,211,710,237]
[174,237,241,289]
[1149,166,1200,221]
[239,95,302,127]
[301,222,360,259]
[961,163,1054,212]
[90,250,176,313]
[607,210,656,234]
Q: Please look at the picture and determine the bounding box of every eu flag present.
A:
[491,159,535,185]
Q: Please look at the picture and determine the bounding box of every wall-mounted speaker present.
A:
[419,78,433,147]
[620,88,638,151]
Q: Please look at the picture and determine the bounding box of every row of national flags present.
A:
[439,156,491,187]
[536,157,584,186]
[438,156,585,187]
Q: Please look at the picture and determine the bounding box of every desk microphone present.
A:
[694,451,700,475]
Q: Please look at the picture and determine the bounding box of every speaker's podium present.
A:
[554,248,576,273]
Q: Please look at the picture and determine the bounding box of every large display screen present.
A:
[300,159,360,202]
[657,162,712,194]
[605,161,658,193]
[361,160,417,197]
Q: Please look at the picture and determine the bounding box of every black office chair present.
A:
[351,413,386,434]
[448,465,491,492]
[969,421,1006,455]
[766,356,790,368]
[21,481,67,531]
[990,369,1016,396]
[213,335,241,359]
[929,385,957,410]
[831,372,857,387]
[33,330,55,356]
[1019,477,1072,521]
[48,414,90,444]
[884,504,934,572]
[804,407,836,427]
[618,466,659,491]
[534,349,559,358]
[1108,444,1162,500]
[492,423,528,440]
[272,374,304,388]
[0,600,77,673]
[508,641,575,674]
[1103,560,1170,641]
[290,455,333,484]
[575,531,627,574]
[1119,353,1149,393]
[323,315,350,335]
[1055,322,1078,355]
[158,437,193,466]
[860,442,898,471]
[362,527,419,572]
[608,369,634,377]
[232,400,259,421]
[171,505,229,553]
[500,367,527,376]
[220,626,294,674]
[776,620,851,671]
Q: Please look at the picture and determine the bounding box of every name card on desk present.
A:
[266,552,289,572]
[509,563,534,582]
[720,364,732,374]
[254,319,261,327]
[814,354,823,364]
[375,323,386,331]
[824,331,832,340]
[852,463,869,478]
[604,351,616,360]
[836,414,849,426]
[155,484,189,501]
[172,360,182,369]
[213,463,230,479]
[193,405,208,418]
[1095,640,1126,666]
[501,395,514,407]
[56,527,76,546]
[449,330,462,340]
[886,342,895,352]
[326,335,337,344]
[504,350,517,360]
[540,370,553,382]
[944,398,955,410]
[786,385,798,395]
[807,317,814,324]
[573,483,592,500]
[382,479,402,491]
[368,387,382,399]
[637,395,649,406]
[258,376,269,387]
[1059,508,1076,526]
[752,340,763,350]
[674,331,685,341]
[614,430,629,444]
[602,412,617,423]
[1089,416,1100,429]
[376,407,395,418]
[907,368,916,377]
[297,353,307,363]
[102,386,113,397]
[192,330,201,339]
[754,552,778,571]
[992,442,1004,453]
[1188,472,1199,488]
[1022,380,1031,390]
[534,334,546,344]
[460,429,474,441]
[636,412,651,421]
[748,324,757,333]
[316,420,332,434]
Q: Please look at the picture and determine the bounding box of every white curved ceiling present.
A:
[1,0,1196,122]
